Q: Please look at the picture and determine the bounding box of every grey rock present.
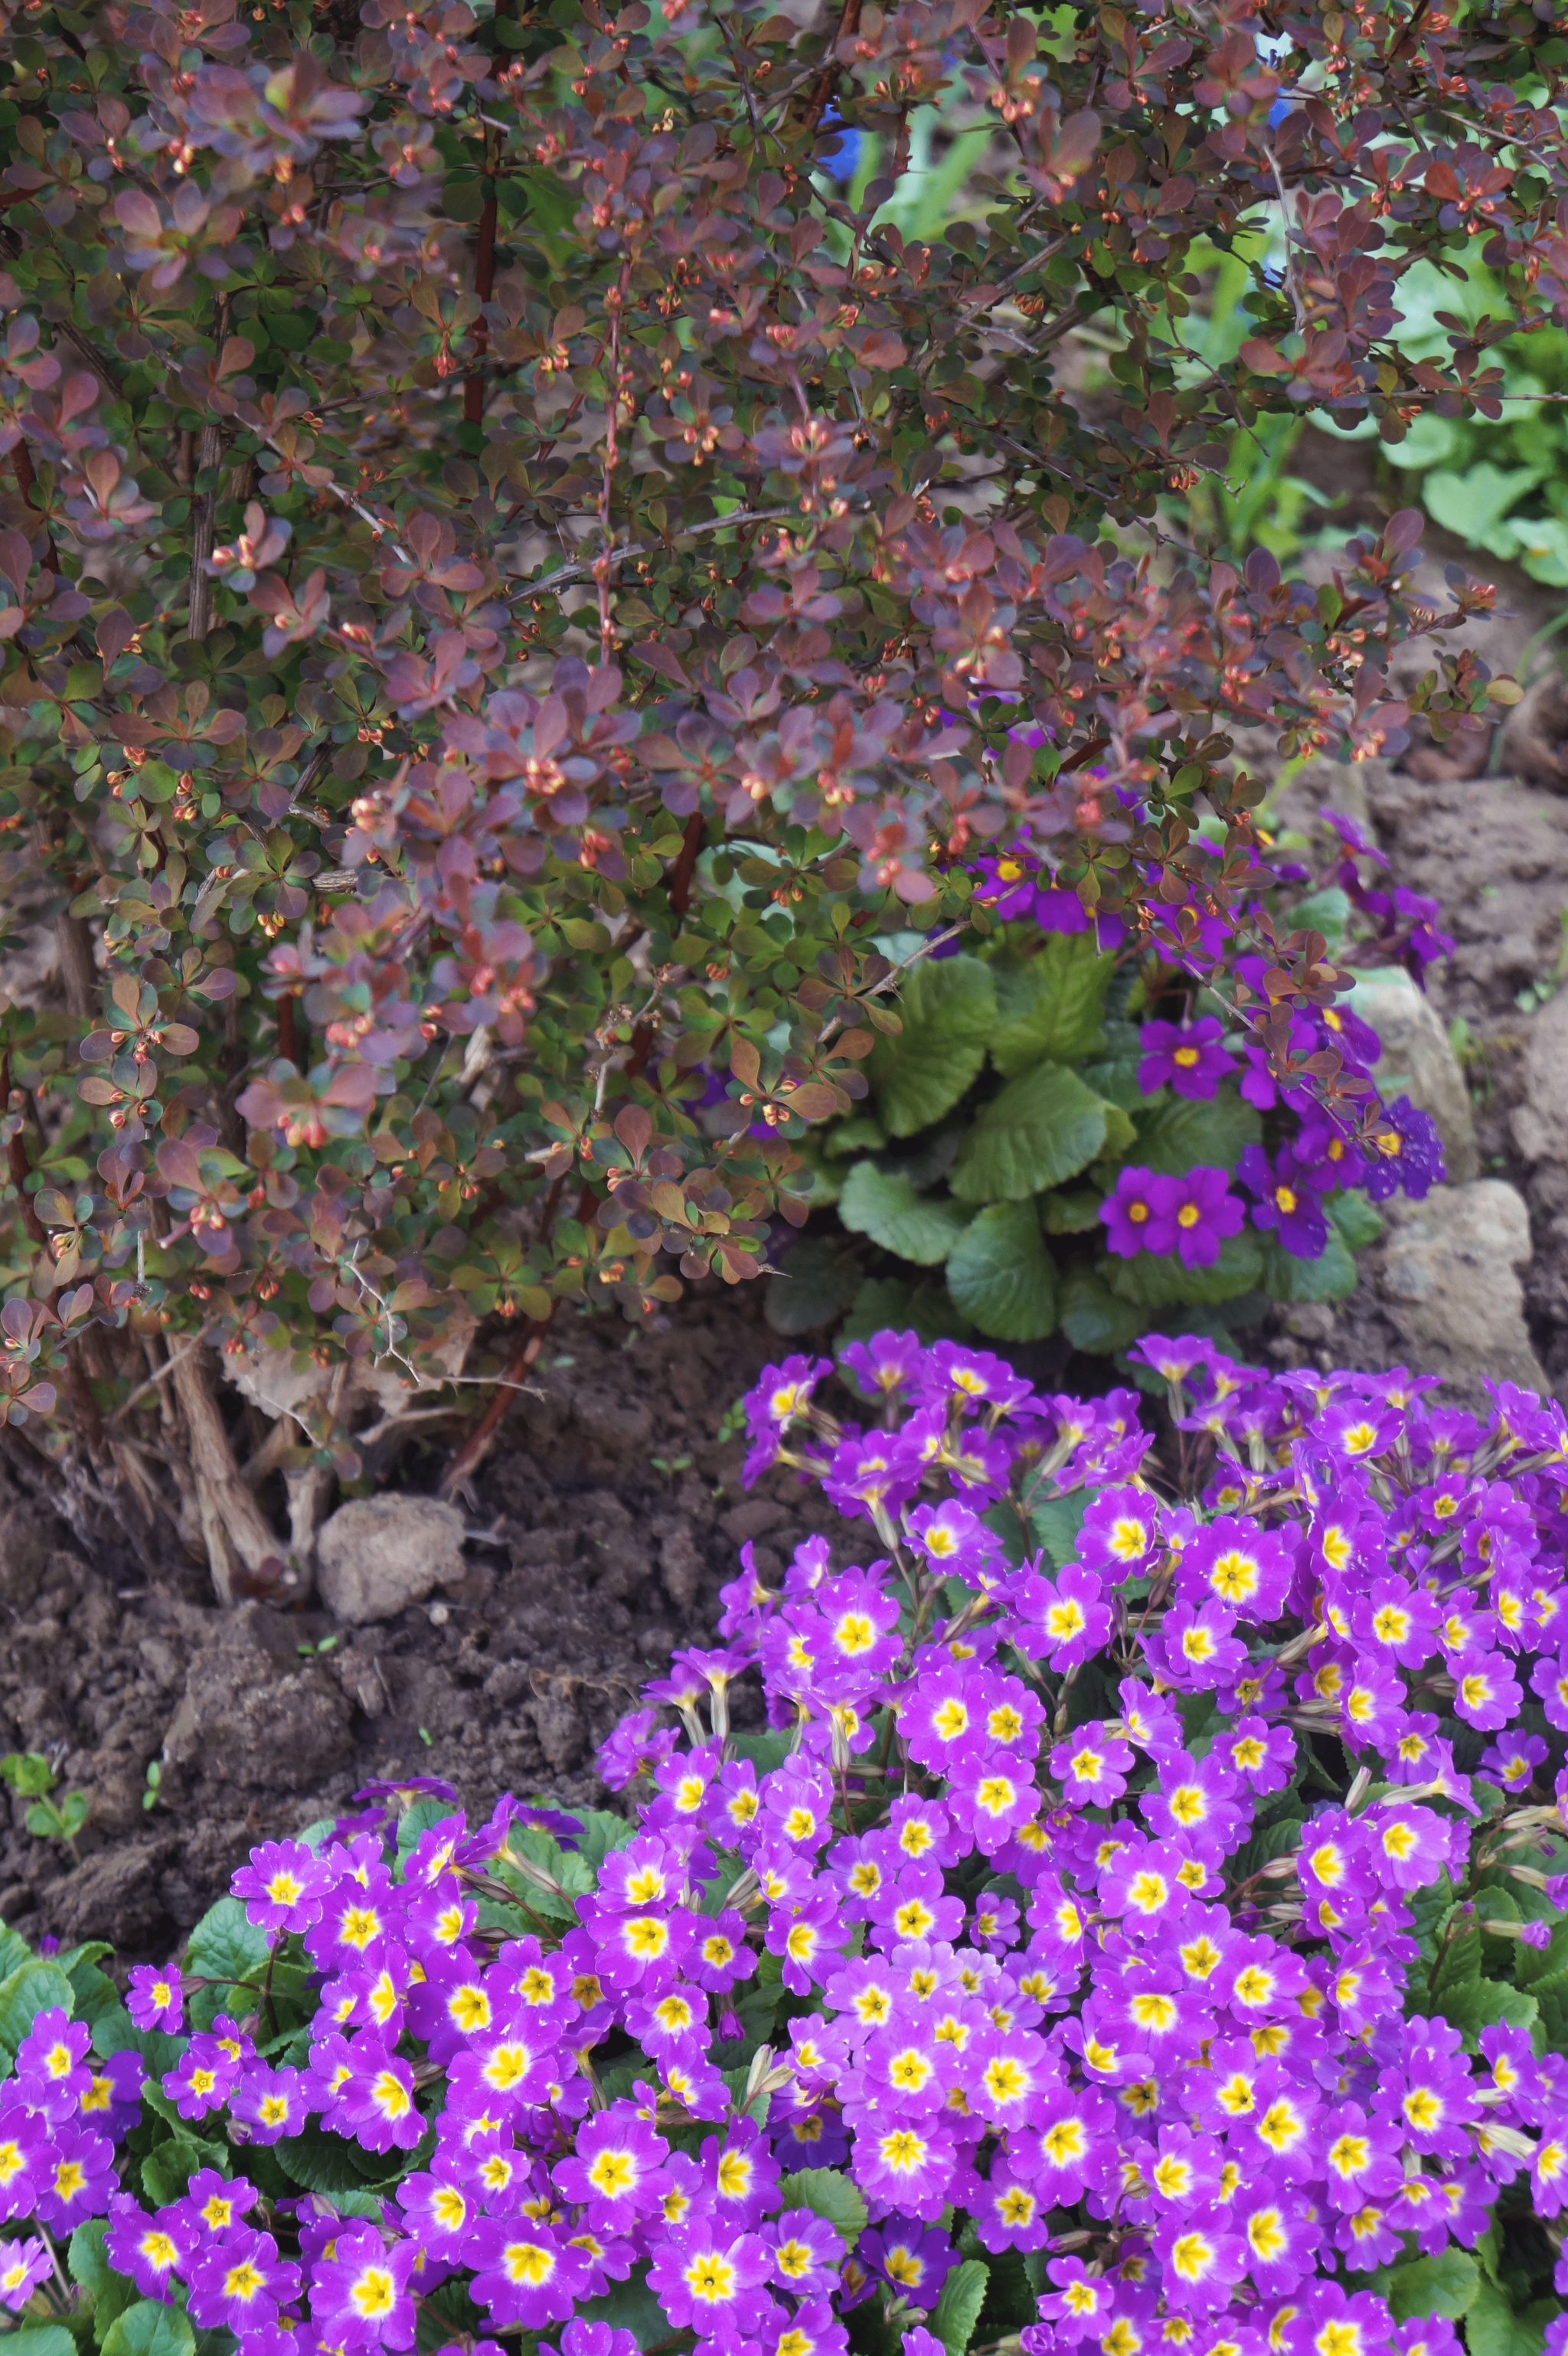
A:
[1348,967,1478,1183]
[1374,1181,1547,1393]
[163,1600,353,1790]
[315,1494,467,1625]
[1514,988,1568,1167]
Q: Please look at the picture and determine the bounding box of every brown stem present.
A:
[186,300,230,645]
[11,442,58,573]
[170,1342,286,1604]
[1,1057,46,1248]
[800,0,861,135]
[438,1173,577,1500]
[464,28,506,430]
[276,995,300,1070]
[668,808,707,920]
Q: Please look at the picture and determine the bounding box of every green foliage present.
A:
[777,2168,869,2250]
[929,2260,991,2356]
[0,1753,90,1854]
[780,929,1364,1353]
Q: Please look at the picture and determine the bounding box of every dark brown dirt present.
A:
[0,1286,848,1957]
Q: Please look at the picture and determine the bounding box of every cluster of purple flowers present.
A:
[2,1332,1566,2356]
[973,845,1449,1282]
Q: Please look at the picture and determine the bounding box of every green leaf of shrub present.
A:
[930,2258,990,2356]
[950,1066,1108,1203]
[945,1201,1057,1341]
[778,2167,869,2250]
[838,1162,972,1265]
[1383,2251,1480,2322]
[101,2304,196,2356]
[1107,1231,1262,1308]
[990,936,1113,1076]
[0,1960,74,2057]
[1135,1093,1260,1175]
[867,955,996,1136]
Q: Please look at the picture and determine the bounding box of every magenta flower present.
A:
[1237,1145,1328,1258]
[1138,1015,1233,1100]
[468,2220,593,2330]
[0,2237,50,2310]
[1158,1165,1244,1268]
[309,2224,419,2348]
[126,1965,184,2035]
[1099,1165,1165,1256]
[188,2229,302,2333]
[231,1839,327,1936]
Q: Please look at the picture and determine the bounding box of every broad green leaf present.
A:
[1465,2280,1557,2356]
[101,2305,196,2356]
[578,2265,675,2350]
[867,955,996,1136]
[930,2258,990,2356]
[0,1960,74,2056]
[0,1926,31,1982]
[1328,1190,1384,1250]
[1383,2251,1480,2323]
[778,2167,869,2250]
[1260,1228,1358,1302]
[1107,1231,1263,1309]
[950,1064,1108,1204]
[1432,1977,1537,2052]
[1135,1093,1260,1175]
[1043,1190,1105,1234]
[142,2139,220,2211]
[990,936,1113,1076]
[1076,1054,1145,1110]
[945,1202,1057,1341]
[838,1162,972,1265]
[1057,1265,1144,1354]
[7,2331,77,2356]
[70,2222,139,2348]
[275,2119,413,2199]
[839,1278,974,1348]
[570,1811,640,1871]
[764,1237,863,1335]
[1027,1492,1091,1571]
[1431,1909,1481,2000]
[185,1897,270,2029]
[1287,884,1351,947]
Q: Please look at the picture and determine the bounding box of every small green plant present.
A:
[714,1398,749,1447]
[141,1760,162,1815]
[1515,912,1568,1016]
[0,1753,89,1863]
[649,1452,694,1477]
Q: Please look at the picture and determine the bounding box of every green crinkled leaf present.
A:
[950,1064,1108,1204]
[1328,1189,1385,1250]
[274,2119,411,2199]
[101,2305,196,2356]
[989,936,1113,1077]
[142,2139,221,2211]
[1432,1975,1537,2052]
[1465,2279,1558,2356]
[1383,2251,1480,2322]
[1043,1189,1105,1234]
[1027,1492,1090,1571]
[67,1958,124,2031]
[764,1237,863,1335]
[867,955,997,1136]
[0,1959,74,2056]
[1134,1092,1261,1175]
[1260,1228,1358,1302]
[1076,1055,1145,1111]
[1106,1231,1263,1309]
[185,1897,270,2030]
[578,2265,675,2350]
[6,2331,79,2356]
[945,1201,1057,1341]
[0,1926,32,1982]
[69,2222,139,2349]
[838,1162,972,1266]
[1057,1265,1145,1354]
[840,1277,974,1346]
[930,2258,990,2356]
[1430,1909,1481,2001]
[778,2167,869,2250]
[570,1809,640,1871]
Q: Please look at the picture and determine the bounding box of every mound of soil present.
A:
[0,1288,844,1958]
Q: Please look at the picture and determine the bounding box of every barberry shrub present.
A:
[1,1333,1567,2356]
[778,825,1449,1348]
[0,0,1547,1581]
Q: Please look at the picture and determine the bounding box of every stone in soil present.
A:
[315,1495,469,1626]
